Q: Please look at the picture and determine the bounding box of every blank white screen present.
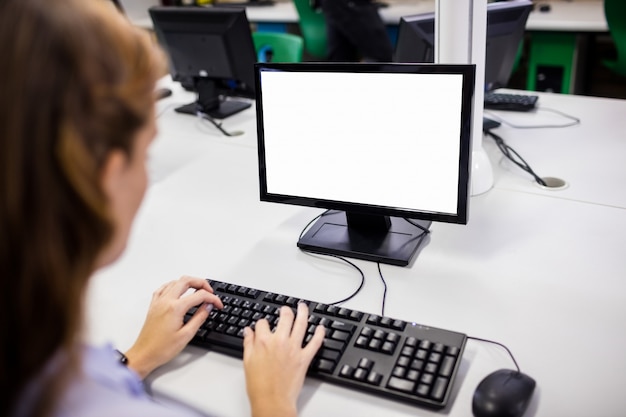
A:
[260,70,464,215]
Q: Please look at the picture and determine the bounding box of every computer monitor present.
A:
[394,0,532,92]
[149,7,257,119]
[255,63,475,266]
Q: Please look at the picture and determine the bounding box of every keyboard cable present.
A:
[377,220,429,317]
[299,210,366,305]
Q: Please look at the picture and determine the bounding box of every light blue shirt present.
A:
[13,344,207,417]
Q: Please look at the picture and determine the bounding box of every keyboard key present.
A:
[431,377,449,401]
[387,377,415,393]
[367,371,383,386]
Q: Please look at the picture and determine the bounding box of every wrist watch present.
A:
[114,349,129,366]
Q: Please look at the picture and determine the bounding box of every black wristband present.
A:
[115,349,129,366]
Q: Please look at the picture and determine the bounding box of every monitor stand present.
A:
[175,77,251,119]
[297,211,431,267]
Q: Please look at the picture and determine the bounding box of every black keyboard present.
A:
[184,279,467,409]
[484,92,538,111]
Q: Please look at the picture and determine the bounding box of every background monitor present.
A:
[255,63,475,266]
[150,7,257,119]
[394,0,532,92]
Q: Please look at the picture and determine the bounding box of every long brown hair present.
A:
[0,0,165,415]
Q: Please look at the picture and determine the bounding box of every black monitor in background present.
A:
[255,63,475,266]
[149,7,257,119]
[394,0,532,92]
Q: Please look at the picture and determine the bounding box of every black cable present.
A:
[403,218,431,234]
[299,210,365,305]
[299,213,429,311]
[468,335,521,373]
[377,262,387,316]
[484,129,547,187]
[197,112,244,137]
[298,209,331,240]
[299,250,366,306]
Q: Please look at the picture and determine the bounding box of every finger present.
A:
[187,276,214,293]
[167,276,213,297]
[254,318,271,335]
[302,325,326,360]
[183,276,214,292]
[289,303,309,342]
[274,306,295,338]
[181,305,212,340]
[180,290,223,311]
[242,327,254,361]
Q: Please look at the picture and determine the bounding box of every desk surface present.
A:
[86,82,626,417]
[526,0,607,32]
[129,0,608,33]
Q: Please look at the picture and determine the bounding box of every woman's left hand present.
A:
[125,275,223,379]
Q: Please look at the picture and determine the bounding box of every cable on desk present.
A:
[467,335,521,373]
[484,106,581,129]
[197,111,244,137]
[484,129,547,187]
[376,262,388,317]
[299,210,366,306]
[298,209,331,241]
[376,221,428,316]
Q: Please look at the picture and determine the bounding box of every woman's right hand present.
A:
[242,303,326,417]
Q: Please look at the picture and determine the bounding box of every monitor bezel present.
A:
[149,6,257,103]
[254,62,475,226]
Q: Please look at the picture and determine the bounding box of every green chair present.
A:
[526,32,577,94]
[252,32,304,63]
[603,0,626,77]
[292,0,328,59]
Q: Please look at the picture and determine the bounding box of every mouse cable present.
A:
[484,129,547,187]
[484,106,581,129]
[299,210,366,306]
[196,111,244,137]
[467,335,521,373]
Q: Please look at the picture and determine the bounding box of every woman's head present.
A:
[0,0,165,414]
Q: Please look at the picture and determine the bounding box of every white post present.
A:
[435,0,493,196]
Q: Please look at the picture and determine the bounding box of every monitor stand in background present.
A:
[174,77,251,119]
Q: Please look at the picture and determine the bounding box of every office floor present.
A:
[509,33,626,99]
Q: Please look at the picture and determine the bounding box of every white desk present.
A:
[86,82,626,417]
[484,89,626,209]
[526,0,607,32]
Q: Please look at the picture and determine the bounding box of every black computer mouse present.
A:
[472,369,536,417]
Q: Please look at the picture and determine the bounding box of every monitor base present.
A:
[297,211,431,267]
[174,100,251,120]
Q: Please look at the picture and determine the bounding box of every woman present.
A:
[0,1,325,416]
